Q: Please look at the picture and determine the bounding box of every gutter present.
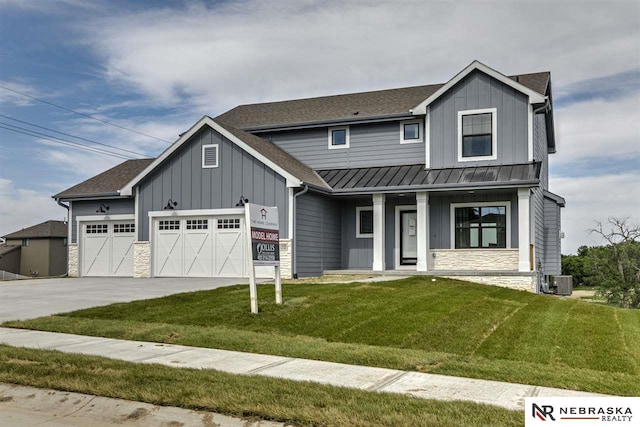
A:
[292,184,310,278]
[242,113,416,133]
[56,199,69,211]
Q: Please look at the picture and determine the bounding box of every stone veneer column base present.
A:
[133,241,151,278]
[443,275,536,292]
[432,249,519,271]
[279,239,292,279]
[67,243,78,277]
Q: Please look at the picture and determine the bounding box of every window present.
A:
[202,144,219,168]
[86,224,108,234]
[63,238,68,247]
[453,204,509,249]
[159,220,180,230]
[186,219,208,230]
[457,108,497,161]
[22,238,30,247]
[328,126,349,149]
[400,119,424,144]
[218,218,241,229]
[113,223,135,233]
[356,207,373,238]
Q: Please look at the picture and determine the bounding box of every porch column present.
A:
[372,193,385,271]
[518,187,531,272]
[416,191,429,271]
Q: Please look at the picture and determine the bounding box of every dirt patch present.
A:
[0,396,13,402]
[125,407,150,420]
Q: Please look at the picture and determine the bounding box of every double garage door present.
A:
[81,221,135,277]
[154,215,254,278]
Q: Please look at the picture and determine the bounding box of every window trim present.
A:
[450,201,511,249]
[457,108,497,162]
[202,144,219,168]
[328,126,350,150]
[355,206,374,238]
[399,119,424,144]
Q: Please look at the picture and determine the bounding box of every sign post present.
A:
[245,203,281,314]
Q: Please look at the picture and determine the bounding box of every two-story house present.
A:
[54,61,564,292]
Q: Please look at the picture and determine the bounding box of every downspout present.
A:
[292,184,309,279]
[56,198,70,277]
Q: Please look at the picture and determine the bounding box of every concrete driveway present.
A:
[0,277,249,322]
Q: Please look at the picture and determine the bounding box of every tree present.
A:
[587,217,640,309]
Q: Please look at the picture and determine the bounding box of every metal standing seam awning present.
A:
[316,162,541,194]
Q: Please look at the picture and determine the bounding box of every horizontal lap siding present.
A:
[138,126,289,241]
[260,121,425,170]
[341,198,373,269]
[70,199,135,243]
[429,70,529,168]
[296,192,342,277]
[544,197,562,275]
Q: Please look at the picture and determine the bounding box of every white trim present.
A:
[394,205,417,270]
[134,187,140,241]
[457,108,498,162]
[148,208,245,218]
[287,187,294,240]
[527,104,534,162]
[518,188,531,271]
[328,125,350,149]
[202,144,219,168]
[76,214,135,222]
[416,191,429,272]
[355,206,373,238]
[412,60,546,115]
[119,116,302,196]
[449,201,511,249]
[68,201,73,242]
[425,107,431,169]
[372,194,385,271]
[399,119,424,144]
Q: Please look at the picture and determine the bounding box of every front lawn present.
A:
[5,277,640,395]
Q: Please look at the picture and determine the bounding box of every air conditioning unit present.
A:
[554,276,573,296]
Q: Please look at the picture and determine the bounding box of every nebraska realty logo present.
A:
[525,397,639,426]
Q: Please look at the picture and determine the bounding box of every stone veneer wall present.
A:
[133,241,151,278]
[279,239,292,279]
[67,243,78,277]
[443,275,536,292]
[432,249,519,271]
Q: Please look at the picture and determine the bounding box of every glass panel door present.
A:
[400,210,417,265]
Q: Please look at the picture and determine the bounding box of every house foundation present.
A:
[67,243,78,277]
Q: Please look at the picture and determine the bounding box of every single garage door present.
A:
[154,216,247,278]
[81,221,135,277]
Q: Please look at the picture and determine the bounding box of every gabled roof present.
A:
[119,117,329,196]
[0,244,20,256]
[54,158,154,200]
[3,220,68,239]
[544,190,566,207]
[317,162,541,194]
[216,62,549,130]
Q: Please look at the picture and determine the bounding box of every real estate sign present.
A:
[247,204,280,266]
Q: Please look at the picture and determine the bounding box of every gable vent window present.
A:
[202,144,219,168]
[328,126,350,149]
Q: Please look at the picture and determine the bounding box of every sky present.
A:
[0,0,638,254]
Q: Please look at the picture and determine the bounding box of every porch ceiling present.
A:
[316,162,541,194]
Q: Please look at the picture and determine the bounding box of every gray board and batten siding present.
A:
[295,191,342,277]
[257,120,425,170]
[70,198,135,244]
[137,125,290,241]
[429,70,529,168]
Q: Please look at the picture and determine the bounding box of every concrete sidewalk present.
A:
[0,383,282,427]
[0,327,605,411]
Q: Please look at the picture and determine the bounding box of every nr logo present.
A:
[532,403,556,421]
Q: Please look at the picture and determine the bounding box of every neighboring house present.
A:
[0,220,69,277]
[54,61,565,292]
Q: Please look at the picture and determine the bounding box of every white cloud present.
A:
[79,0,640,113]
[0,178,66,238]
[554,93,640,166]
[552,172,640,254]
[0,81,40,107]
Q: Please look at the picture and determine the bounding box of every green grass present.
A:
[5,277,640,396]
[0,345,521,427]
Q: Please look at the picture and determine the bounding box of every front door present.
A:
[400,210,417,265]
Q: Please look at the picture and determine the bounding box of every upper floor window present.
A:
[22,238,30,247]
[457,108,497,162]
[328,126,349,149]
[400,119,424,144]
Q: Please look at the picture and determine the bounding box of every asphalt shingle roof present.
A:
[3,220,68,239]
[54,158,154,199]
[0,244,20,256]
[317,163,541,193]
[216,72,550,130]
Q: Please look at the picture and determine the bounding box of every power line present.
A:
[0,123,133,160]
[0,114,148,157]
[0,84,173,144]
